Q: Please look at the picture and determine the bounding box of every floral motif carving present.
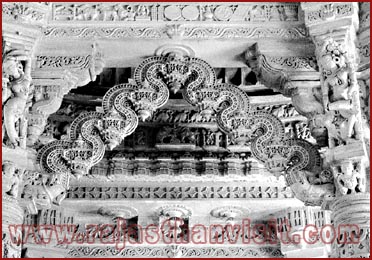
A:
[265,56,318,71]
[304,3,354,25]
[42,26,308,40]
[2,2,47,23]
[67,245,284,258]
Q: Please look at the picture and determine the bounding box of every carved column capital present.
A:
[330,194,370,258]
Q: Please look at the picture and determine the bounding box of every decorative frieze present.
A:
[51,3,299,23]
[42,25,308,40]
[265,56,317,71]
[65,184,294,200]
[303,3,356,26]
[36,55,92,70]
[2,2,49,24]
[67,245,284,258]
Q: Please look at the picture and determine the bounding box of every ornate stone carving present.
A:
[303,3,355,26]
[265,56,318,71]
[245,43,294,97]
[2,162,25,258]
[157,205,192,242]
[97,206,138,219]
[38,52,332,207]
[66,184,294,200]
[67,245,284,258]
[2,161,23,199]
[42,26,308,40]
[275,207,332,257]
[51,3,299,23]
[2,2,48,24]
[210,206,248,220]
[2,195,24,258]
[2,48,33,149]
[330,194,370,258]
[316,38,364,147]
[27,45,104,147]
[331,159,366,196]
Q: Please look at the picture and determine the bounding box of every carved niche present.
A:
[37,52,334,207]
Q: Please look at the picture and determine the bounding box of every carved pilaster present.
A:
[301,2,370,257]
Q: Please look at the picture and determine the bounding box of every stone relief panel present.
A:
[42,26,308,40]
[66,245,284,258]
[2,2,49,24]
[303,3,355,26]
[51,3,299,23]
[65,185,293,200]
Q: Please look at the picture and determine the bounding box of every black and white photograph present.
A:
[2,1,370,258]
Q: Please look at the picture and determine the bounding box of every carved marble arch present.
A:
[36,52,335,208]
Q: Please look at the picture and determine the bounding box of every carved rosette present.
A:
[97,206,138,220]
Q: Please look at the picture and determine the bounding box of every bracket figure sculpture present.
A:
[2,48,33,149]
[316,38,366,147]
[27,44,105,147]
[37,52,334,208]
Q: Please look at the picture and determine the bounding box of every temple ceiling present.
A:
[2,2,370,258]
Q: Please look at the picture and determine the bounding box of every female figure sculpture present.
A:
[2,50,32,148]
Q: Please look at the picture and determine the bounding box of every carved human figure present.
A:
[2,162,23,198]
[318,38,362,146]
[332,160,365,196]
[2,50,32,148]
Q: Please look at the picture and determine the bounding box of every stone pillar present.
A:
[301,3,370,258]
